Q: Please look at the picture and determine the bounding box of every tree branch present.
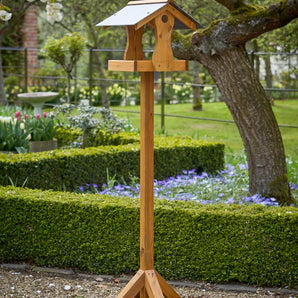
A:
[214,0,244,11]
[226,0,298,45]
[189,0,298,55]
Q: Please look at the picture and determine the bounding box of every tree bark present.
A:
[192,61,202,111]
[264,55,273,103]
[172,0,297,204]
[199,45,291,204]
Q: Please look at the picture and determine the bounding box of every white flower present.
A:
[20,123,25,130]
[0,10,12,21]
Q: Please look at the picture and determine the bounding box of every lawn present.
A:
[111,99,298,158]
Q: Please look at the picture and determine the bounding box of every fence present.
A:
[1,47,298,105]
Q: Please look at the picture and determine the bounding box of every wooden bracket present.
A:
[124,25,144,60]
[152,11,174,71]
[117,269,180,298]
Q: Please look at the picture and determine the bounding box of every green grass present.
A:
[112,100,298,158]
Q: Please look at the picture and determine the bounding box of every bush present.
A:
[0,135,224,192]
[0,186,297,288]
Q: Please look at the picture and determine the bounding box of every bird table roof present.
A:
[96,1,202,30]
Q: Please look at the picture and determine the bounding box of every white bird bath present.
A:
[17,92,58,116]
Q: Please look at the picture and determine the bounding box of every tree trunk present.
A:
[67,72,71,103]
[252,40,260,81]
[92,51,109,109]
[197,45,292,204]
[192,61,202,111]
[264,55,273,104]
[0,36,8,106]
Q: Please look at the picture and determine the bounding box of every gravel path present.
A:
[0,263,297,297]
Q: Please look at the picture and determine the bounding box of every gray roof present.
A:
[96,2,203,30]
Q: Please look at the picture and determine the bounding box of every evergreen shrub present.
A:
[0,186,297,288]
[0,134,224,191]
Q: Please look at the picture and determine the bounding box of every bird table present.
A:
[96,1,201,296]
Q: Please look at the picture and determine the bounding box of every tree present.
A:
[49,0,128,108]
[173,0,298,205]
[0,0,62,106]
[43,32,86,103]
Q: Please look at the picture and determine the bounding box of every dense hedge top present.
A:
[1,186,296,217]
[1,186,297,287]
[0,135,223,162]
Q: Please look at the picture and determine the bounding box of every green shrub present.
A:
[0,186,297,288]
[0,135,224,191]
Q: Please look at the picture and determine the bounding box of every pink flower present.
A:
[36,114,40,120]
[17,116,21,121]
[43,112,47,118]
[24,114,29,120]
[15,111,20,118]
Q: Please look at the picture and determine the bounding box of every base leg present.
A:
[117,269,145,298]
[117,270,180,298]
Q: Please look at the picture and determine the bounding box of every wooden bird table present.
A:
[96,1,200,296]
[108,64,185,298]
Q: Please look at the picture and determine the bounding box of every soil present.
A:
[0,263,297,297]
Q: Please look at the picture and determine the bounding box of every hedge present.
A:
[0,135,224,191]
[0,186,297,288]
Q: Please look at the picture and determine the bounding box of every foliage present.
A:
[107,83,129,106]
[24,111,56,142]
[0,116,30,152]
[172,83,193,103]
[84,152,297,206]
[55,103,136,148]
[42,32,86,103]
[0,136,224,191]
[0,186,297,288]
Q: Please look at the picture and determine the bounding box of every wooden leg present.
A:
[145,270,165,298]
[156,270,180,298]
[117,269,145,298]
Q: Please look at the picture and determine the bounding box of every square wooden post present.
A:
[140,72,155,271]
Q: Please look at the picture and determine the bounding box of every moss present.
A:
[269,174,295,206]
[171,31,193,48]
[194,3,269,37]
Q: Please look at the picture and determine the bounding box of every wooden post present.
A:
[140,72,155,271]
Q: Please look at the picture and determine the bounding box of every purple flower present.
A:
[79,186,84,192]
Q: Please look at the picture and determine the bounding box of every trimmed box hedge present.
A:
[0,134,224,191]
[0,186,297,288]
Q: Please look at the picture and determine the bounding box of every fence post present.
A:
[24,48,28,93]
[161,72,165,134]
[250,51,254,68]
[89,48,93,104]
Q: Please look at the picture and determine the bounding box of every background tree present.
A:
[40,0,128,108]
[43,32,86,103]
[173,0,298,205]
[0,0,62,106]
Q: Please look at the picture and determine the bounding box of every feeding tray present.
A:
[97,0,202,72]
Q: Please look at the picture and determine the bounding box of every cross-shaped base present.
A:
[118,269,180,298]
